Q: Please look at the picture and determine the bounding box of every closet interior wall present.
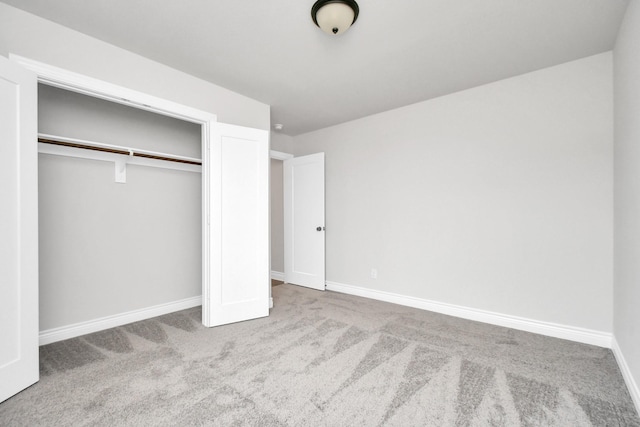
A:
[38,84,202,331]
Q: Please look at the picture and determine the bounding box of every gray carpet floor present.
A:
[1,284,638,426]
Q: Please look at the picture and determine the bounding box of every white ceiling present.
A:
[2,0,630,136]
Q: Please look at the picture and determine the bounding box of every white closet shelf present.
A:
[38,133,202,182]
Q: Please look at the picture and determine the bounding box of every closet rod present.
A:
[38,136,202,166]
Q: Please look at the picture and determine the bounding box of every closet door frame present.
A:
[10,54,218,327]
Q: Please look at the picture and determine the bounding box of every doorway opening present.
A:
[270,151,326,294]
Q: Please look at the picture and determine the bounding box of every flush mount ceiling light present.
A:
[311,0,359,35]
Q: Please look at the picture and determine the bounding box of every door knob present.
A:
[316,226,324,231]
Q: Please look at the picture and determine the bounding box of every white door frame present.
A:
[9,55,218,327]
[269,150,293,307]
[271,150,293,161]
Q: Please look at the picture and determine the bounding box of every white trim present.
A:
[10,54,215,124]
[270,297,274,309]
[39,296,202,346]
[270,150,293,160]
[612,338,640,414]
[271,271,285,281]
[325,280,613,348]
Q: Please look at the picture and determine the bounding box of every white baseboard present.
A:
[612,338,640,414]
[325,281,612,348]
[271,270,285,281]
[39,296,202,346]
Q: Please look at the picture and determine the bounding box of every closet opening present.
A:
[37,83,206,344]
[12,53,271,344]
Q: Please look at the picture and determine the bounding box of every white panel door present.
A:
[0,57,39,402]
[204,123,270,327]
[284,153,325,290]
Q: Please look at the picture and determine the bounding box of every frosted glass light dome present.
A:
[311,0,359,35]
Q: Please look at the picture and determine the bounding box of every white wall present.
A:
[294,53,614,333]
[39,85,201,157]
[271,132,295,154]
[614,0,640,404]
[0,3,269,131]
[38,85,202,330]
[270,159,285,274]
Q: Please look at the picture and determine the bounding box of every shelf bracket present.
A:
[115,159,127,183]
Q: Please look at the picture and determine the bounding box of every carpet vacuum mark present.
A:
[1,284,638,426]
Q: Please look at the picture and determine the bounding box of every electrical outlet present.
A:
[371,268,378,279]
